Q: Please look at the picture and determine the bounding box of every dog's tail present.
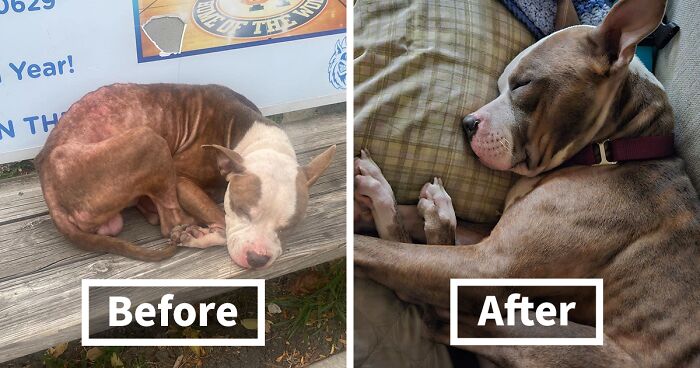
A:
[51,209,178,261]
[42,191,177,262]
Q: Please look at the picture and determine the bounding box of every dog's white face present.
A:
[205,123,335,269]
[223,151,308,269]
[464,0,667,177]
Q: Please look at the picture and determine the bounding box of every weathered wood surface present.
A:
[0,111,347,362]
[0,173,46,226]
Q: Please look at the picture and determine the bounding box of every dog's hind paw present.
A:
[418,177,457,245]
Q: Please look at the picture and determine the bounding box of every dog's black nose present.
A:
[462,114,480,134]
[247,251,270,268]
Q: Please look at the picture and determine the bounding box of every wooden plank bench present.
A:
[0,109,346,362]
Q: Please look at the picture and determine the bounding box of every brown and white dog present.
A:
[354,0,700,366]
[36,83,335,269]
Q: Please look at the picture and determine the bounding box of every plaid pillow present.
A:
[354,0,534,223]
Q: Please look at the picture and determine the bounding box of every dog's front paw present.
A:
[418,177,456,245]
[170,224,225,249]
[354,149,396,210]
[170,224,200,246]
[354,149,410,242]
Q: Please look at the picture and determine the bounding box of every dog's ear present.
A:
[301,145,336,187]
[592,0,666,73]
[202,144,246,178]
[554,0,579,31]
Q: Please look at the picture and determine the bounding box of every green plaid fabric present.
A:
[354,0,534,223]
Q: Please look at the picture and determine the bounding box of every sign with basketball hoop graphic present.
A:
[134,0,346,62]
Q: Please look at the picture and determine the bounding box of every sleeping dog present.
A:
[354,0,699,366]
[36,83,335,269]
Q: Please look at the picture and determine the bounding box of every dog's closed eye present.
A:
[511,78,532,92]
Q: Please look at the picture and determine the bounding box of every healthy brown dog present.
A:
[354,0,700,366]
[36,83,335,269]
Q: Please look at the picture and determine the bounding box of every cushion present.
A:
[655,0,700,192]
[354,278,453,368]
[354,0,534,223]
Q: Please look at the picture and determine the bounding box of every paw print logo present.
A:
[328,37,347,90]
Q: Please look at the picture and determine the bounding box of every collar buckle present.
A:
[593,140,617,166]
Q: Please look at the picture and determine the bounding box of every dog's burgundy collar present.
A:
[564,135,675,167]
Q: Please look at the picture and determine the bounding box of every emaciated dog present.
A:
[36,83,335,269]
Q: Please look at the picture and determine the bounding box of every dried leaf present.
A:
[264,320,272,333]
[267,303,282,314]
[182,327,200,339]
[86,347,103,361]
[110,352,124,367]
[241,319,258,330]
[289,270,327,295]
[189,345,205,357]
[172,355,184,368]
[275,352,286,362]
[48,342,68,358]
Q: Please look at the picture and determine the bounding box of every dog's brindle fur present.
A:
[354,0,700,366]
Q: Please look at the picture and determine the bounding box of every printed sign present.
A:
[0,0,346,164]
[135,0,346,62]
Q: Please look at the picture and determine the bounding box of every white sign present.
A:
[0,0,347,164]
